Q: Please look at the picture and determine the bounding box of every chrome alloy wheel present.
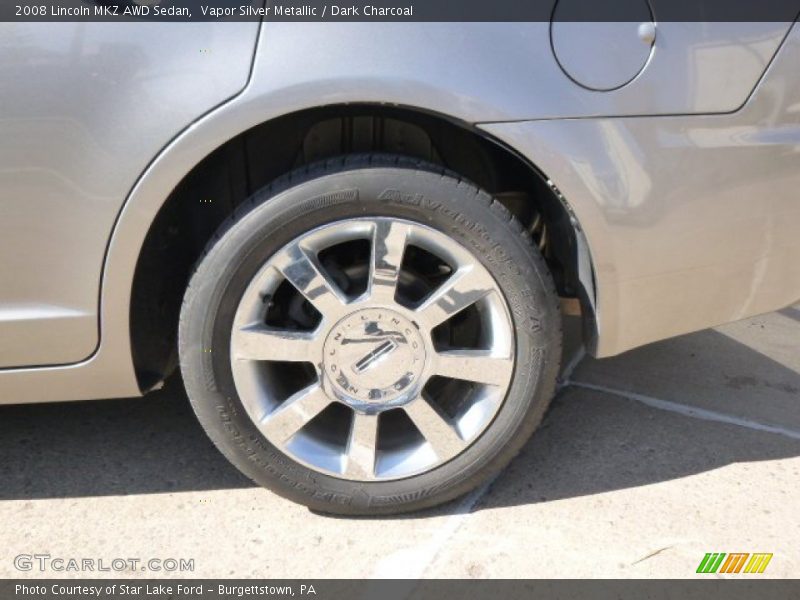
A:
[230,218,515,481]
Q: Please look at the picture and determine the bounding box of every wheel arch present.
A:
[106,103,598,392]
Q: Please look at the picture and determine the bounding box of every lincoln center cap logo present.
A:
[352,338,400,374]
[322,308,427,407]
[342,321,405,373]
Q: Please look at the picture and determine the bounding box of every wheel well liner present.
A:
[130,105,594,390]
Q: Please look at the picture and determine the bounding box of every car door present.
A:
[0,21,261,368]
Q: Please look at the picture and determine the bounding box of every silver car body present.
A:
[1,19,799,403]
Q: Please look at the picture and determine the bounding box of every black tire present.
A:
[178,154,562,515]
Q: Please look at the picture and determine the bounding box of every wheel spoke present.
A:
[275,244,347,316]
[369,220,410,304]
[344,412,380,479]
[259,384,331,444]
[415,266,494,328]
[434,350,514,386]
[404,395,466,460]
[232,327,318,362]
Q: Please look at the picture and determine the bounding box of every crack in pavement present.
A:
[568,380,800,441]
[369,476,499,580]
[631,545,674,565]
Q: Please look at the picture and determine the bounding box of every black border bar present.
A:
[4,580,800,600]
[2,0,800,22]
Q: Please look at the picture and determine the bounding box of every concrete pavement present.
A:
[1,305,798,578]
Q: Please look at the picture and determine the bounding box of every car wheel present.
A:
[178,154,562,515]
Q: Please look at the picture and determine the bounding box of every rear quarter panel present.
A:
[482,24,800,355]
